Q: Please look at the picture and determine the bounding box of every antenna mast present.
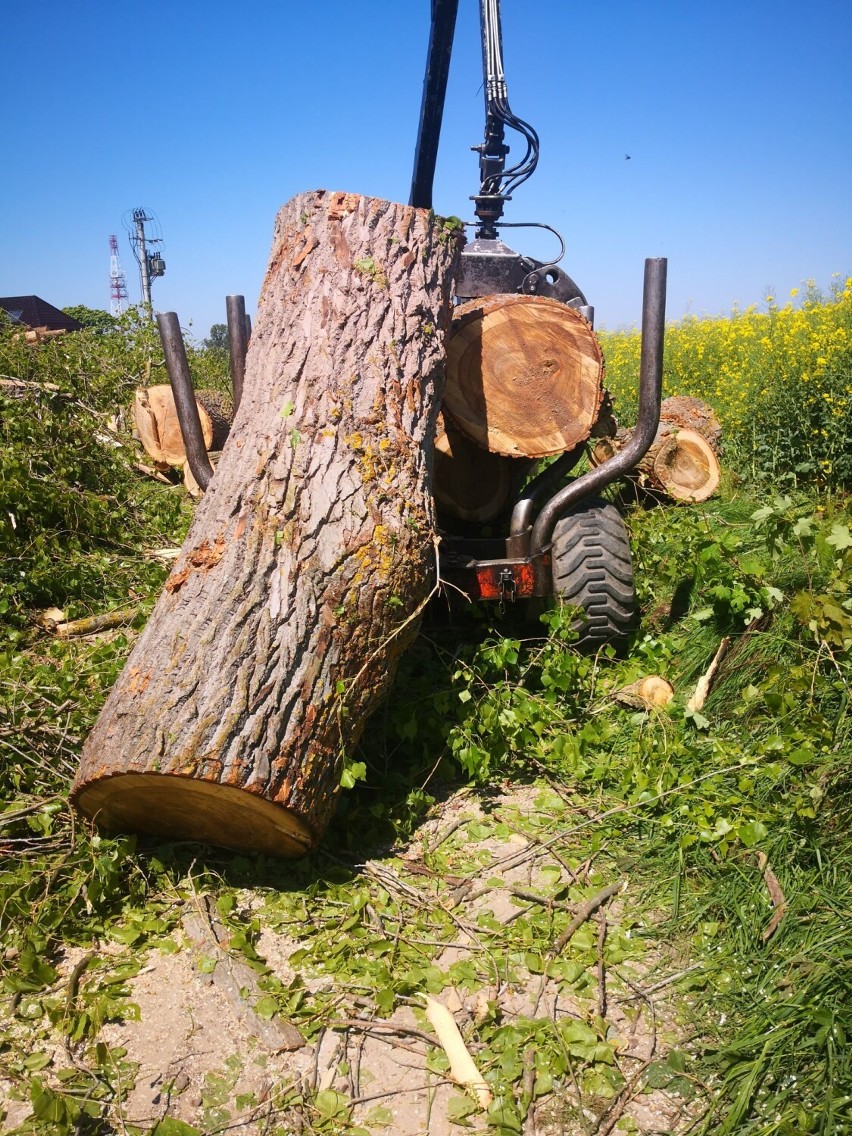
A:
[108,235,129,315]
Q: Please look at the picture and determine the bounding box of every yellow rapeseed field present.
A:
[598,276,852,486]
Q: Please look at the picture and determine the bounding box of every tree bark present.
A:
[444,294,605,458]
[72,190,462,856]
[591,396,722,502]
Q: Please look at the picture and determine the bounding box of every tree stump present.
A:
[592,396,722,502]
[444,294,605,458]
[71,190,462,857]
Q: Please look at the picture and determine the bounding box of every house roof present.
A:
[0,296,84,332]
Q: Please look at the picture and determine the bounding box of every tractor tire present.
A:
[550,497,635,649]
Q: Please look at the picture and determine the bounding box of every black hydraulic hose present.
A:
[529,258,667,557]
[156,312,214,492]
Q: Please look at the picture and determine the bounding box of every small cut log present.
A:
[71,190,461,857]
[444,294,605,458]
[592,396,722,502]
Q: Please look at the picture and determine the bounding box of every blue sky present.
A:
[2,1,850,336]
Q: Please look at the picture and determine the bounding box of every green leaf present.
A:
[365,1105,395,1127]
[827,524,852,550]
[685,707,710,730]
[738,819,768,847]
[375,987,395,1015]
[788,747,814,766]
[151,1120,203,1136]
[447,1094,477,1121]
[314,1089,350,1120]
[22,1052,52,1071]
[253,995,278,1020]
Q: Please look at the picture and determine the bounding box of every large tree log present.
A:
[592,396,722,502]
[444,294,605,458]
[133,385,234,468]
[433,411,525,523]
[71,190,462,856]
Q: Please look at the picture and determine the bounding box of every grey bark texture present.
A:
[72,190,462,856]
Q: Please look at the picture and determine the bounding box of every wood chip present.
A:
[687,637,731,712]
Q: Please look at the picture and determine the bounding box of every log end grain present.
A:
[73,773,315,858]
[652,428,720,501]
[433,412,516,522]
[445,295,605,458]
[133,385,215,467]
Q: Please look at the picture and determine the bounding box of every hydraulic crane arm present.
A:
[410,0,460,210]
[410,0,540,239]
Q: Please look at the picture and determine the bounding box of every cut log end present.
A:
[72,774,315,858]
[591,396,722,504]
[652,429,720,501]
[433,413,517,522]
[445,294,605,458]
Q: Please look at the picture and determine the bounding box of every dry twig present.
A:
[551,881,623,956]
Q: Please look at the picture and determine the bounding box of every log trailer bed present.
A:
[410,0,667,647]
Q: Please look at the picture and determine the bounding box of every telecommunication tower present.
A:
[108,235,129,315]
[123,207,166,311]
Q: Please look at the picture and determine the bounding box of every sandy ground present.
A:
[2,787,698,1135]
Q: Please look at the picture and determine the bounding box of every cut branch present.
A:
[686,637,732,712]
[550,881,624,956]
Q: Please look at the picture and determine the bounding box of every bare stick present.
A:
[593,1058,655,1136]
[597,912,608,1020]
[330,1018,438,1049]
[508,886,573,913]
[52,607,142,639]
[620,963,703,1000]
[0,376,67,395]
[551,881,623,956]
[428,815,472,853]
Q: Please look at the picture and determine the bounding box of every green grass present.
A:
[0,303,850,1134]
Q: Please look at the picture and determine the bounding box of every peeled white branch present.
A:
[423,994,492,1110]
